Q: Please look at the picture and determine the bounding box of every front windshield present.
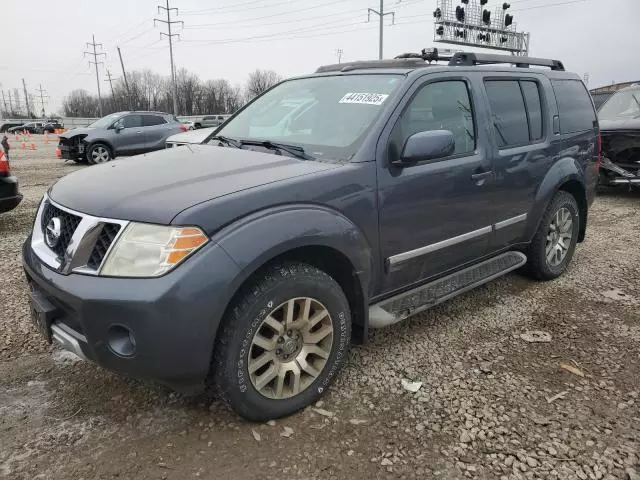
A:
[88,112,124,128]
[599,88,640,121]
[214,74,403,160]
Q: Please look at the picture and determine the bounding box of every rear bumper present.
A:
[22,237,241,393]
[0,175,22,213]
[0,194,23,213]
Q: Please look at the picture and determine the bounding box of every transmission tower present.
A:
[84,34,106,117]
[35,84,49,117]
[155,0,184,116]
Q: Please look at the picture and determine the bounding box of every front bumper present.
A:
[0,193,22,213]
[22,238,241,393]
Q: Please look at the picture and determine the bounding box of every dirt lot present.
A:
[1,135,639,480]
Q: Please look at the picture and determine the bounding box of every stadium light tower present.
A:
[432,0,529,55]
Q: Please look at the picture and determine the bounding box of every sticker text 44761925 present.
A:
[339,92,389,106]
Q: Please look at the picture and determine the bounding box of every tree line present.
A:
[59,68,282,119]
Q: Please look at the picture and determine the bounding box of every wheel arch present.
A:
[85,139,115,157]
[527,157,588,243]
[212,205,373,345]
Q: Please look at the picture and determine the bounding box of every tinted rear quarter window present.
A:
[485,80,529,148]
[551,79,596,134]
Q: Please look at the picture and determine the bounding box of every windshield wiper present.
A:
[632,94,640,109]
[239,140,314,160]
[210,135,243,149]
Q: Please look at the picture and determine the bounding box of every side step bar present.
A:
[369,251,527,328]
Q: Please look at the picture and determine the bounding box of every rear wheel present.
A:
[212,262,352,421]
[86,143,112,164]
[526,191,579,280]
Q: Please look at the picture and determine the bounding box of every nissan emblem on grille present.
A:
[45,217,62,249]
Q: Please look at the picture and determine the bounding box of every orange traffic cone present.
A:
[21,141,26,150]
[30,143,37,151]
[56,147,62,159]
[14,134,19,141]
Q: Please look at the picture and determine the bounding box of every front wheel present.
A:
[526,191,580,280]
[86,143,112,164]
[212,262,352,421]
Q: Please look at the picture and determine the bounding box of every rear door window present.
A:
[485,80,529,148]
[142,114,167,126]
[551,79,596,133]
[521,81,543,141]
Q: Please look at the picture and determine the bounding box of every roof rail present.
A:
[448,52,565,71]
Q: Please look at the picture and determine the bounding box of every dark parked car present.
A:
[0,121,26,133]
[8,122,44,134]
[43,120,64,133]
[57,111,187,164]
[0,156,22,214]
[23,51,598,421]
[598,85,640,188]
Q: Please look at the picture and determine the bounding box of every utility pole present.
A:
[84,34,106,117]
[105,69,117,97]
[1,90,7,115]
[155,0,183,116]
[35,84,49,117]
[117,47,132,109]
[8,90,14,114]
[336,48,343,64]
[367,0,395,60]
[22,79,32,117]
[13,89,21,115]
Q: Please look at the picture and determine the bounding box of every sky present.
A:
[1,0,639,115]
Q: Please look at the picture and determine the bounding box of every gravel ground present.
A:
[1,136,639,480]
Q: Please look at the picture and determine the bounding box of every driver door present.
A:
[113,114,145,155]
[376,75,500,294]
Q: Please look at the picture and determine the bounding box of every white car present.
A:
[165,127,215,148]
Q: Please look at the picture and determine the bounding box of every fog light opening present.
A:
[107,325,137,357]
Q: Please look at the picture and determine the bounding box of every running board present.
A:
[369,251,527,328]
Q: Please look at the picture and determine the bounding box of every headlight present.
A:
[100,223,208,277]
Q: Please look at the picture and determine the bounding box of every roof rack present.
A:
[448,52,565,71]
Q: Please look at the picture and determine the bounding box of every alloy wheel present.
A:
[248,297,333,400]
[545,206,573,267]
[91,146,110,163]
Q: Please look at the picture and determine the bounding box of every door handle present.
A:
[136,130,143,134]
[471,170,493,181]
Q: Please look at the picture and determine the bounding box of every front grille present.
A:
[87,223,121,270]
[40,203,82,257]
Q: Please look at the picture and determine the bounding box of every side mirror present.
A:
[114,123,124,132]
[396,130,455,166]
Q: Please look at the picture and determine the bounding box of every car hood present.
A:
[166,127,215,145]
[599,117,640,132]
[59,127,98,138]
[48,144,340,224]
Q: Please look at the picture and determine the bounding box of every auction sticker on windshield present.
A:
[339,92,389,105]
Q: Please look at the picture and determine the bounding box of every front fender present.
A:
[525,156,585,241]
[211,204,373,330]
[214,204,372,289]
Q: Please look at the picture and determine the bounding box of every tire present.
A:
[526,191,580,280]
[212,262,352,422]
[194,123,201,129]
[86,143,112,165]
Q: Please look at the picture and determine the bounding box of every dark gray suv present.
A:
[23,51,599,421]
[57,111,187,164]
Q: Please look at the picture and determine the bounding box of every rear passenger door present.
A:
[482,75,552,249]
[141,114,169,151]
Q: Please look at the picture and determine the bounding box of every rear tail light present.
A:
[179,125,188,132]
[0,159,10,176]
[596,134,602,169]
[56,147,62,158]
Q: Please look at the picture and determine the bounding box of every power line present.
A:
[84,34,106,117]
[154,0,183,116]
[181,0,285,16]
[367,0,396,60]
[512,0,587,11]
